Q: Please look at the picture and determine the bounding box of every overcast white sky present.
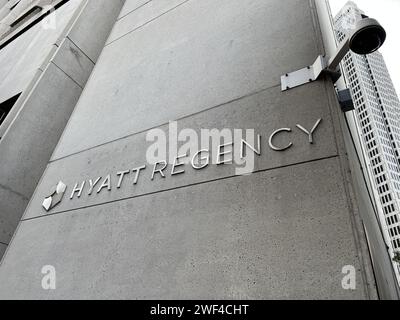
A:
[329,0,400,96]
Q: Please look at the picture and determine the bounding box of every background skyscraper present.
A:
[334,1,400,283]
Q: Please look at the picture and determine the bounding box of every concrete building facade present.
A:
[0,0,124,257]
[0,0,397,299]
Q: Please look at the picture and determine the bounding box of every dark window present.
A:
[0,93,21,128]
[10,6,42,28]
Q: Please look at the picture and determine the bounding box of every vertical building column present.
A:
[0,0,125,256]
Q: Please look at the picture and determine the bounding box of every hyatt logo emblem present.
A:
[42,181,67,212]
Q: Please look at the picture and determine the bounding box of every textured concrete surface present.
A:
[0,63,82,244]
[0,158,368,299]
[0,186,28,244]
[52,0,321,160]
[117,0,151,19]
[108,0,189,44]
[51,37,94,87]
[66,0,126,62]
[0,243,5,260]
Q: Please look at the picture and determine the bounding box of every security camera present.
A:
[281,15,387,91]
[349,17,386,55]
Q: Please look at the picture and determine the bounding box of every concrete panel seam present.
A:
[50,61,83,89]
[106,0,191,47]
[66,35,95,65]
[23,154,339,222]
[50,83,282,163]
[117,0,152,21]
[53,0,89,47]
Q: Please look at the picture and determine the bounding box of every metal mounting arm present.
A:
[327,38,350,72]
[281,38,350,91]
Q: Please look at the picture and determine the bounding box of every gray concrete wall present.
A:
[0,0,377,299]
[0,0,125,252]
[0,242,5,259]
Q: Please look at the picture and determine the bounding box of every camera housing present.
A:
[349,17,387,55]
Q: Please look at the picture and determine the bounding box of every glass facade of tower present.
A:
[334,1,400,281]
